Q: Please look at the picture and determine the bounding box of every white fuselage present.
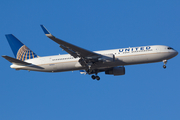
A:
[10,45,178,72]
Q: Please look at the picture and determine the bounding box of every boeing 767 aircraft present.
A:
[2,25,178,80]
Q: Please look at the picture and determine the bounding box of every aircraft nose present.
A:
[175,50,178,56]
[173,50,178,57]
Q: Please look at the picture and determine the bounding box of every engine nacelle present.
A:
[98,54,115,63]
[105,67,125,76]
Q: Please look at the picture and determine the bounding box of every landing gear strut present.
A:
[91,75,100,80]
[163,60,167,69]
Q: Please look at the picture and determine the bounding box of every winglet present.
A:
[40,25,52,36]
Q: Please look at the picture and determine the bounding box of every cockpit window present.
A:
[167,47,174,50]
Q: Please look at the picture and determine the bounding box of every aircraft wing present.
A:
[40,25,100,58]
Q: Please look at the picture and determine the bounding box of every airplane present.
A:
[2,25,178,80]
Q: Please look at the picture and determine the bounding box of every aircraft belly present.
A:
[42,61,84,72]
[54,62,78,72]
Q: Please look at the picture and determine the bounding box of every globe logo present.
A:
[16,45,38,61]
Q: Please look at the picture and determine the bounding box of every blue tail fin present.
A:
[5,34,38,61]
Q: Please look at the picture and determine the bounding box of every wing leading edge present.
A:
[40,25,100,58]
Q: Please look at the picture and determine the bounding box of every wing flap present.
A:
[60,45,78,58]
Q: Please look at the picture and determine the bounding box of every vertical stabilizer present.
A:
[5,34,38,61]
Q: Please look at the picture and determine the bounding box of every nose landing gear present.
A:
[163,60,167,69]
[163,65,166,69]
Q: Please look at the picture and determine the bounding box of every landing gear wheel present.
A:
[163,60,167,69]
[91,75,96,80]
[163,65,166,69]
[96,76,100,81]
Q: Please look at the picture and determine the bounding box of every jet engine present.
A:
[105,67,125,76]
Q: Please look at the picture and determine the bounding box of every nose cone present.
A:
[172,50,178,58]
[175,50,178,56]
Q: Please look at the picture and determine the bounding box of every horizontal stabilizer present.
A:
[2,55,32,65]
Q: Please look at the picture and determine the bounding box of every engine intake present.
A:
[105,67,125,76]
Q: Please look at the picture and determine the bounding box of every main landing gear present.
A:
[91,75,100,80]
[163,60,167,69]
